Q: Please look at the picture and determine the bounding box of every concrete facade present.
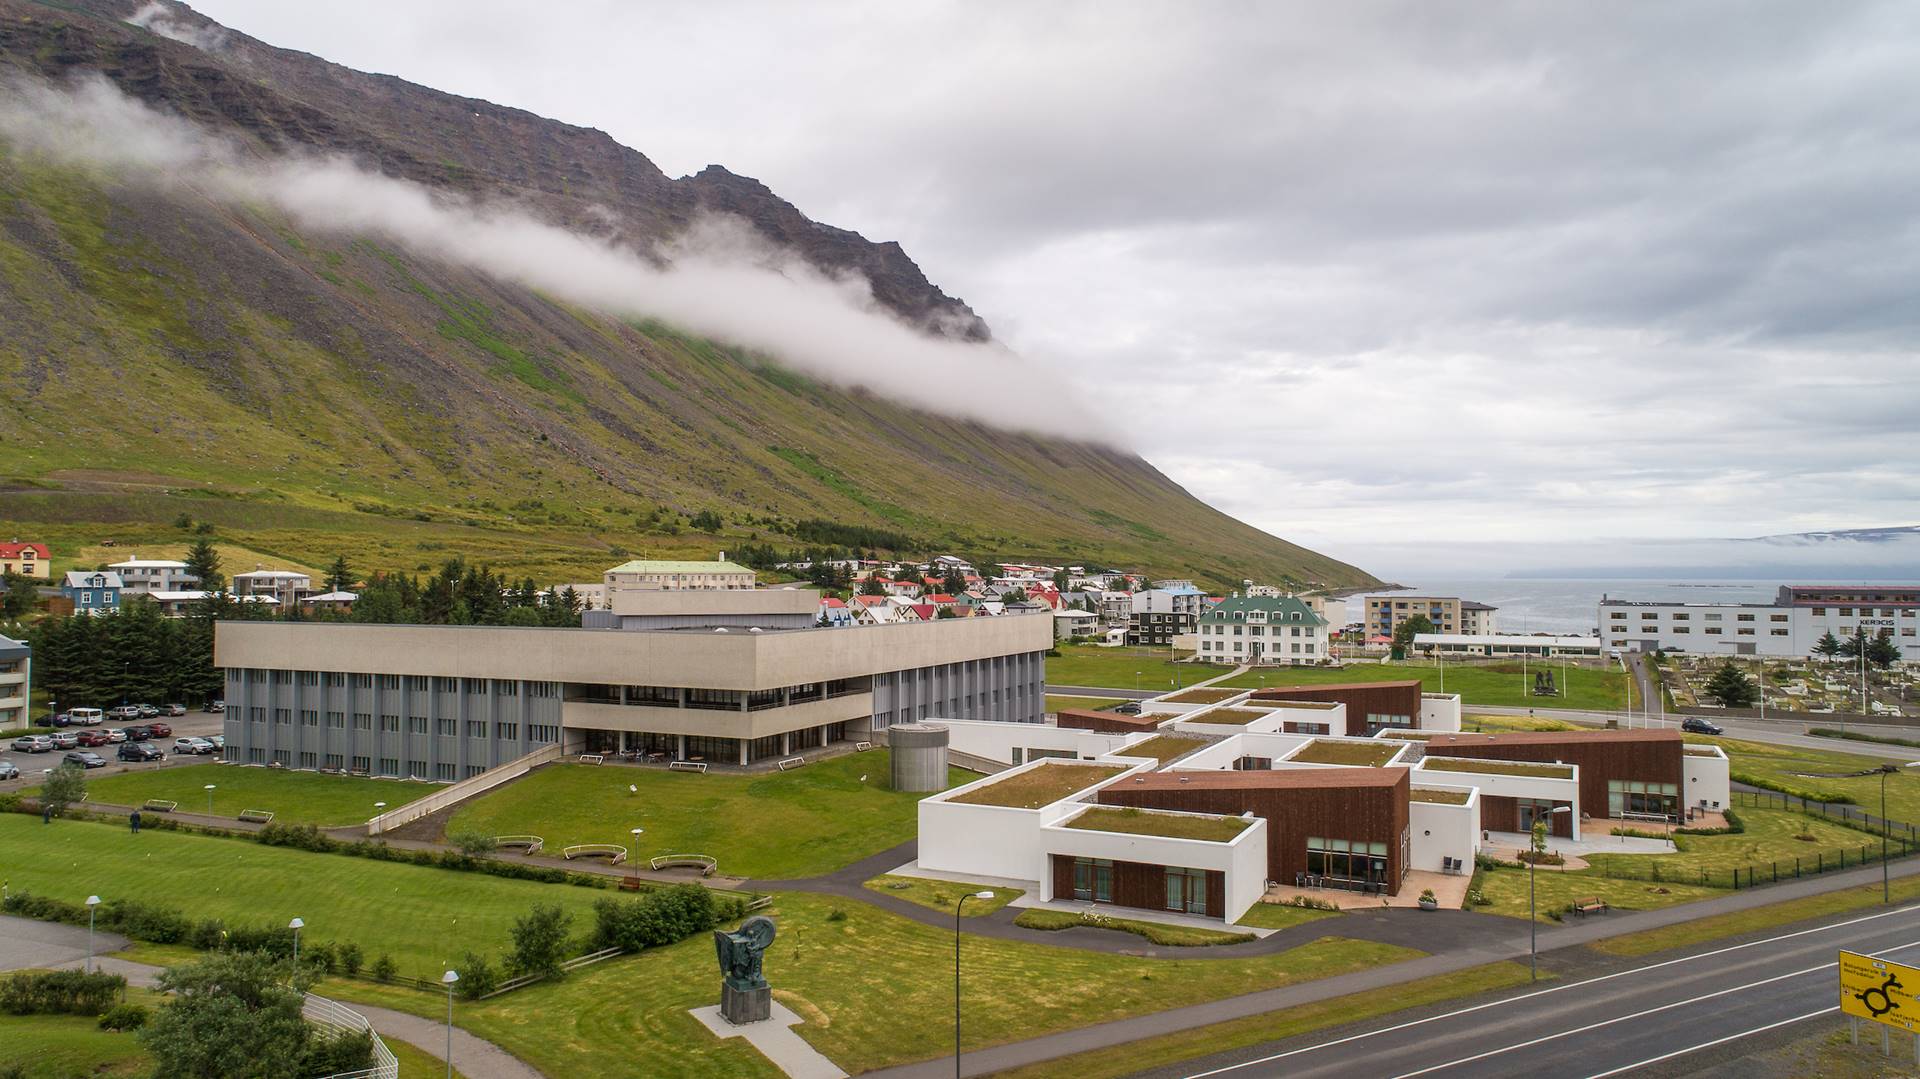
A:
[107,558,199,595]
[1600,584,1920,660]
[0,635,28,729]
[1196,595,1328,666]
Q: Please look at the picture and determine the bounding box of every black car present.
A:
[118,742,164,762]
[1112,702,1143,715]
[1680,717,1724,736]
[34,713,71,728]
[63,751,108,769]
[119,725,153,742]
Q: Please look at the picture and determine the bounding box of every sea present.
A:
[1337,578,1901,636]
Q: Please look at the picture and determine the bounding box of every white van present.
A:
[68,708,105,727]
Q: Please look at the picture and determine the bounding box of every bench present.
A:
[854,741,873,752]
[493,835,544,855]
[776,757,805,772]
[649,854,717,876]
[578,754,605,766]
[562,844,627,865]
[668,761,708,774]
[238,809,275,824]
[141,799,178,813]
[1571,896,1609,917]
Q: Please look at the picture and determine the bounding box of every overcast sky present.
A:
[189,1,1920,574]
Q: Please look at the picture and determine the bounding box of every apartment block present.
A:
[0,635,28,729]
[1196,595,1327,666]
[1366,595,1498,637]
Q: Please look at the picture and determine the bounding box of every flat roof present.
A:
[1410,788,1472,805]
[947,762,1130,809]
[1288,739,1401,767]
[1413,633,1598,647]
[1252,680,1421,696]
[1120,735,1208,764]
[1427,729,1682,748]
[1421,757,1575,779]
[1190,707,1270,726]
[1112,767,1404,792]
[1162,688,1241,704]
[1062,806,1251,842]
[606,560,754,575]
[1056,708,1161,730]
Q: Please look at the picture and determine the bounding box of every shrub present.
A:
[590,884,719,953]
[449,829,499,855]
[457,951,498,1000]
[100,898,192,944]
[98,1003,149,1031]
[508,904,574,980]
[371,954,397,983]
[0,969,126,1015]
[256,822,337,852]
[338,941,364,977]
[825,908,848,923]
[1732,772,1855,806]
[1466,890,1491,907]
[304,939,338,975]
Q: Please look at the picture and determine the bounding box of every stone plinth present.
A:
[721,981,772,1025]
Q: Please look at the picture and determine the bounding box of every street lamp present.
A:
[85,895,100,973]
[204,784,215,816]
[954,890,995,1077]
[1528,807,1573,982]
[289,917,303,968]
[441,969,459,1079]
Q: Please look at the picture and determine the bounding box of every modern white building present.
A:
[231,569,314,607]
[0,635,29,729]
[1599,584,1920,660]
[603,558,755,595]
[108,556,200,595]
[1412,633,1603,658]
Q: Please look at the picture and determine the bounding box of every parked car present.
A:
[119,726,153,742]
[63,751,107,769]
[0,760,18,781]
[49,732,79,750]
[107,705,142,722]
[165,704,187,717]
[1680,717,1725,735]
[34,712,70,728]
[206,734,225,749]
[145,722,173,738]
[203,700,226,713]
[102,728,127,744]
[10,735,51,754]
[1112,702,1143,715]
[69,708,105,727]
[118,741,163,763]
[135,704,160,719]
[173,737,215,756]
[75,730,111,748]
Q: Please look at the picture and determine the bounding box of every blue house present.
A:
[61,571,123,615]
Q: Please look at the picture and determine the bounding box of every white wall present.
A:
[917,757,1153,881]
[1683,748,1732,810]
[1420,693,1462,732]
[1408,789,1481,872]
[1163,731,1314,772]
[933,717,1136,767]
[1413,761,1584,839]
[1040,811,1268,922]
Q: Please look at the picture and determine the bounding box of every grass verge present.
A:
[1234,901,1341,931]
[1012,908,1255,947]
[1592,874,1920,958]
[861,875,1024,916]
[75,765,438,826]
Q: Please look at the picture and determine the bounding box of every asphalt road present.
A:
[1474,703,1920,762]
[1157,901,1920,1079]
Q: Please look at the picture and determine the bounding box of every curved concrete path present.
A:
[0,915,542,1079]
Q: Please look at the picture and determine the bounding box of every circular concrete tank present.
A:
[889,723,950,792]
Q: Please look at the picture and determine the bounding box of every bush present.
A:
[256,822,338,852]
[0,969,126,1015]
[1732,772,1856,806]
[458,951,499,1000]
[590,884,719,953]
[1677,808,1746,836]
[338,941,364,978]
[448,829,499,855]
[825,908,848,923]
[100,898,192,944]
[371,954,397,983]
[98,1003,149,1031]
[508,904,574,980]
[304,939,338,975]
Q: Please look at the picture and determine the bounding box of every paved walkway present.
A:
[0,915,540,1079]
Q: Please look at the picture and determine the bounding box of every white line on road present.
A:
[1182,903,1920,1079]
[1580,1007,1838,1079]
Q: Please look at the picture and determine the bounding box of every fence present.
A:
[304,992,398,1079]
[1733,788,1919,844]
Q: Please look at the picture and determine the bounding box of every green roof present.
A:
[1200,595,1325,627]
[606,560,754,576]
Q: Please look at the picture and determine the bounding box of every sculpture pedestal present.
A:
[720,982,771,1025]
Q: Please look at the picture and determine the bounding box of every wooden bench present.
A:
[141,799,178,813]
[1571,896,1609,917]
[562,844,627,865]
[668,761,707,774]
[238,809,275,824]
[776,756,805,772]
[493,835,544,855]
[578,754,605,766]
[649,854,717,876]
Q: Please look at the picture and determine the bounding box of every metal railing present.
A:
[304,991,397,1079]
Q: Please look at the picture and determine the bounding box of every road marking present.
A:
[1580,1007,1837,1078]
[1182,905,1920,1078]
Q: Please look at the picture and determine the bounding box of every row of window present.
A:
[1201,624,1318,636]
[247,707,525,742]
[236,671,557,697]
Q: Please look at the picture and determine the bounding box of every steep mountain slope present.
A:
[0,0,1374,591]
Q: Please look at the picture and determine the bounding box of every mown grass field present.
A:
[321,892,1423,1077]
[0,815,607,979]
[1045,645,1227,690]
[446,751,965,880]
[1689,735,1920,824]
[1581,807,1878,881]
[860,874,1023,916]
[1469,864,1724,919]
[77,765,438,826]
[1234,901,1342,931]
[1045,694,1124,713]
[1214,660,1630,711]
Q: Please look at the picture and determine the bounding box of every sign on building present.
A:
[1840,949,1920,1033]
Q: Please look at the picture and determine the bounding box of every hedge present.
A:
[0,970,126,1016]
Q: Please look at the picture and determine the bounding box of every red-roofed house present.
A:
[908,603,938,622]
[0,542,50,579]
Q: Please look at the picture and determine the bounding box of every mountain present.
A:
[0,0,1375,591]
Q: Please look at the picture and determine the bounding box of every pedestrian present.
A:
[129,810,142,834]
[41,805,51,825]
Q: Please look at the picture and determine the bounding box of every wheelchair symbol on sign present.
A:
[1857,971,1903,1019]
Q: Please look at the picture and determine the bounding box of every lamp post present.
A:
[953,890,994,1078]
[1528,806,1573,982]
[85,895,100,973]
[441,969,459,1079]
[204,784,216,816]
[289,917,303,968]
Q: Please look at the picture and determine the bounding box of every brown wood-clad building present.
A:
[1423,729,1684,821]
[1096,767,1411,893]
[1249,681,1422,736]
[1048,855,1226,919]
[1055,708,1162,734]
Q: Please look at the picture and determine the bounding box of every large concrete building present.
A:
[107,557,200,595]
[0,635,29,729]
[1599,584,1920,660]
[1366,595,1498,638]
[214,595,1052,777]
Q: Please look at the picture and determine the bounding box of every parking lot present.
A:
[2,708,228,788]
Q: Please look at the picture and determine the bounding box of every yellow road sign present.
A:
[1840,950,1920,1032]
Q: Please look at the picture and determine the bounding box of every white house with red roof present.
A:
[0,542,50,579]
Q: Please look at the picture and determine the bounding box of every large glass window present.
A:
[1072,858,1113,903]
[1166,867,1208,914]
[1306,837,1389,884]
[1608,779,1680,819]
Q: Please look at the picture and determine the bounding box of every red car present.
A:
[145,722,173,738]
[75,730,111,748]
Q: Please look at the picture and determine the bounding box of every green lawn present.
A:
[1593,874,1920,958]
[1693,735,1920,824]
[321,893,1422,1077]
[0,815,608,980]
[860,874,1024,916]
[1045,694,1125,713]
[1215,661,1629,711]
[0,998,156,1078]
[446,751,965,880]
[1011,908,1255,946]
[75,765,438,826]
[1469,864,1723,919]
[1581,807,1879,883]
[1046,644,1229,690]
[1234,901,1341,931]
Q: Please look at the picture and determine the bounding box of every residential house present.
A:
[0,542,50,579]
[816,597,856,628]
[231,569,315,607]
[305,591,359,614]
[1127,586,1205,647]
[1197,594,1328,666]
[1053,608,1099,640]
[61,570,123,615]
[604,558,755,594]
[108,557,199,595]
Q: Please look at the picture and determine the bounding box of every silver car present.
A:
[173,737,215,756]
[10,735,51,754]
[0,760,20,779]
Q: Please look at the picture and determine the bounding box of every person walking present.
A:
[129,810,142,834]
[41,805,51,825]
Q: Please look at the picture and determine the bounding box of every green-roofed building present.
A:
[604,557,756,592]
[1197,593,1329,667]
